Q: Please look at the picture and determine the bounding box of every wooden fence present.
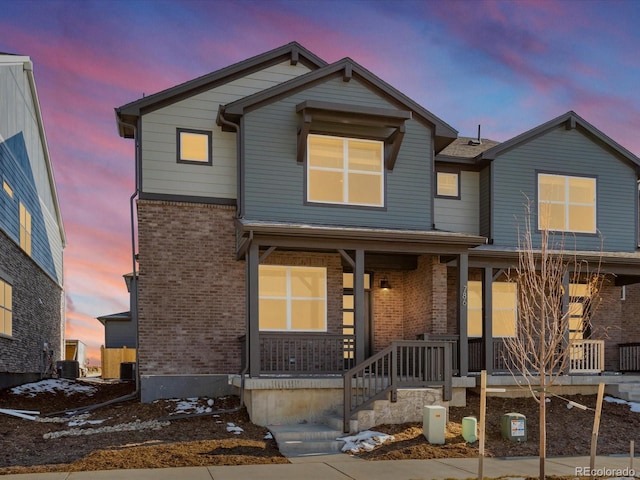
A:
[100,346,136,379]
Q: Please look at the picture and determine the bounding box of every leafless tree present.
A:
[503,203,603,480]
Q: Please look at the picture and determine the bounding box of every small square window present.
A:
[436,171,460,198]
[177,128,212,165]
[3,180,13,198]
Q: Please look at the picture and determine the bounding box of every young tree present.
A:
[503,205,603,480]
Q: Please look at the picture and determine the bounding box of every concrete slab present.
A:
[0,473,69,480]
[323,458,477,480]
[67,467,213,480]
[207,463,351,480]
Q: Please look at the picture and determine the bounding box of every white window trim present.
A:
[259,266,327,332]
[537,173,596,233]
[436,171,460,198]
[307,134,384,207]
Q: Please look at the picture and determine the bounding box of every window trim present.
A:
[0,276,13,338]
[259,265,327,333]
[19,202,32,256]
[306,133,385,208]
[176,128,213,166]
[435,169,461,199]
[537,172,597,234]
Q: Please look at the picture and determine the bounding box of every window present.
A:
[0,278,12,336]
[177,128,212,165]
[3,180,13,197]
[259,266,326,331]
[436,171,460,198]
[307,134,383,207]
[467,281,517,338]
[538,174,596,233]
[19,202,31,256]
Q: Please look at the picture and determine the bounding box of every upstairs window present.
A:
[436,171,460,198]
[177,128,212,165]
[259,265,327,332]
[19,202,31,256]
[538,173,596,233]
[307,134,384,207]
[3,180,13,197]
[0,278,12,336]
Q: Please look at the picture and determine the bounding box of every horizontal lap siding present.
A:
[243,77,432,229]
[434,171,479,234]
[140,61,311,199]
[492,127,637,252]
[479,166,491,238]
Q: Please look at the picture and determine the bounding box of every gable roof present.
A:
[476,111,640,169]
[0,55,66,247]
[222,57,458,153]
[115,42,327,138]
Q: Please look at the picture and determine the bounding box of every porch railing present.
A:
[417,334,459,375]
[469,338,605,374]
[343,340,452,432]
[620,343,640,372]
[257,333,354,374]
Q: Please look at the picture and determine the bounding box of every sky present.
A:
[1,0,639,365]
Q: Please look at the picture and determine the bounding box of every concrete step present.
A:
[325,413,359,434]
[269,423,345,458]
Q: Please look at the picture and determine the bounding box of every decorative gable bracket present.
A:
[296,100,410,170]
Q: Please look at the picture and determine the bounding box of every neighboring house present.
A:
[115,42,640,426]
[97,273,137,349]
[0,54,65,389]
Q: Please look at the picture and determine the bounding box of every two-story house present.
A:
[115,42,640,429]
[0,54,66,389]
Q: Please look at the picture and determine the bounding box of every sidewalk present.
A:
[3,455,637,480]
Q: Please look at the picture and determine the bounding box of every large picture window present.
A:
[0,278,12,336]
[259,266,326,332]
[467,281,517,338]
[307,134,383,207]
[538,173,596,233]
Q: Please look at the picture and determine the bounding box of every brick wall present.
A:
[372,270,404,351]
[136,200,245,376]
[0,231,63,375]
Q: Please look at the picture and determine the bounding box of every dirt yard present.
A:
[1,378,639,474]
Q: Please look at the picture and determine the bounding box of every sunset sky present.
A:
[1,0,639,364]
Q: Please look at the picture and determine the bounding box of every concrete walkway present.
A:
[2,455,638,480]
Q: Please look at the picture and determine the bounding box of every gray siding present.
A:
[491,126,637,252]
[479,166,491,238]
[0,60,63,285]
[242,77,433,230]
[141,61,312,199]
[105,320,136,349]
[434,171,479,234]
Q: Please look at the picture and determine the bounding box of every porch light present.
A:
[380,277,391,289]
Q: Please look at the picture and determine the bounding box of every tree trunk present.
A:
[539,389,546,480]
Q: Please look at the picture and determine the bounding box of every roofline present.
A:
[21,59,66,247]
[223,57,458,152]
[476,111,640,168]
[115,42,327,138]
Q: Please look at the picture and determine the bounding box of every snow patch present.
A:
[10,379,97,397]
[227,422,244,434]
[338,430,395,453]
[163,397,214,415]
[605,396,640,412]
[44,419,170,439]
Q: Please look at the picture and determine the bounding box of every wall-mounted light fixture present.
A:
[380,277,391,289]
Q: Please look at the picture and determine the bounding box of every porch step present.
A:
[268,423,345,457]
[606,383,640,402]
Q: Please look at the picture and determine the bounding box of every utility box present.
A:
[462,416,478,443]
[501,412,526,442]
[423,405,446,444]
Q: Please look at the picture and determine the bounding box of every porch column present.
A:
[248,242,260,377]
[354,249,366,364]
[561,270,570,374]
[483,267,493,374]
[458,253,469,376]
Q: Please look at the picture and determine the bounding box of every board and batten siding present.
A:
[242,76,433,230]
[491,126,637,252]
[0,62,63,285]
[434,171,479,234]
[140,61,312,199]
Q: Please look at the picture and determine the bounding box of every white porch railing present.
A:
[569,340,605,374]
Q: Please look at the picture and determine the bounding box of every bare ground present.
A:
[1,379,639,475]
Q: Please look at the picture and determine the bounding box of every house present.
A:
[115,42,640,428]
[0,54,66,389]
[97,273,137,349]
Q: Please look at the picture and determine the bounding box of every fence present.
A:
[100,346,136,379]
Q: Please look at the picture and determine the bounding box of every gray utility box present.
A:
[423,405,446,444]
[501,412,526,442]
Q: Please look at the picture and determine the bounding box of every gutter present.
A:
[216,106,243,218]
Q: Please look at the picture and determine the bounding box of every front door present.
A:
[342,273,372,365]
